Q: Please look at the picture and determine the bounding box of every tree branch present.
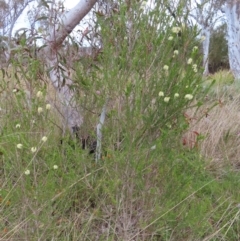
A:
[44,0,98,132]
[96,99,108,162]
[47,0,98,51]
[7,0,34,42]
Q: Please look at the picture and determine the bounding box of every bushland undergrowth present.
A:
[0,1,240,240]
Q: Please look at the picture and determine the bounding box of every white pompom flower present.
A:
[185,94,193,100]
[24,170,30,175]
[17,144,23,149]
[41,136,48,142]
[164,97,170,103]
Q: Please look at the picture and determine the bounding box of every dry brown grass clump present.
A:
[184,79,240,170]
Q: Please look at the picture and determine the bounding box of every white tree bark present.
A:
[202,26,211,75]
[224,1,240,80]
[189,0,224,75]
[188,0,212,75]
[96,100,108,162]
[44,0,97,131]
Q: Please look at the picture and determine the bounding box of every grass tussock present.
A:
[185,70,240,170]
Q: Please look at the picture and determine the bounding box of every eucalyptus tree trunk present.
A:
[188,0,211,75]
[201,26,211,76]
[190,0,224,76]
[224,1,240,79]
[44,0,97,131]
[195,0,213,76]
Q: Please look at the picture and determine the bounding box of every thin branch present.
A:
[7,0,34,42]
[47,0,98,52]
[95,99,108,162]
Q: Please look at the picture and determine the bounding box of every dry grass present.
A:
[185,71,240,170]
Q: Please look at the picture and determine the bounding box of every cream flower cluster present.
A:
[158,91,193,102]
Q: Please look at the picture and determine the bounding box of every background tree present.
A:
[209,22,229,73]
[224,0,240,79]
[188,0,224,75]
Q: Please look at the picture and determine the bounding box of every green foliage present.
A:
[209,23,229,73]
[1,1,240,240]
[75,1,203,149]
